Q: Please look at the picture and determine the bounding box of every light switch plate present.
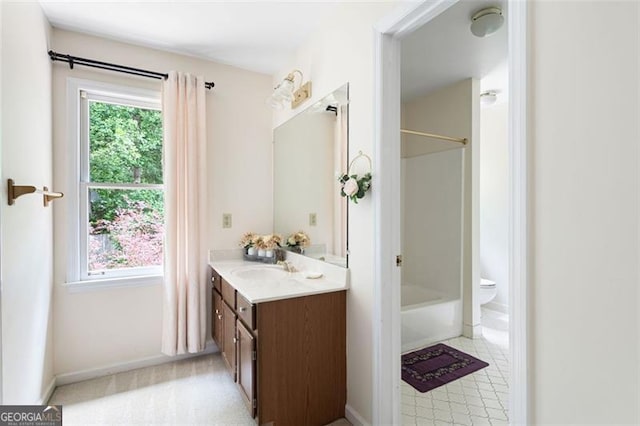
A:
[309,213,317,226]
[222,213,232,228]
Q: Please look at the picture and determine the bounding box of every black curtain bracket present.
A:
[48,50,215,90]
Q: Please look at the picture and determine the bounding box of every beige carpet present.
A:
[49,353,351,426]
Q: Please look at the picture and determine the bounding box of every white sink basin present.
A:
[230,265,288,281]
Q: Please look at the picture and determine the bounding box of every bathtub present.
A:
[401,283,463,353]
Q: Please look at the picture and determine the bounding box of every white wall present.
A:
[1,2,55,403]
[271,2,402,422]
[479,102,508,311]
[51,29,273,376]
[530,1,639,423]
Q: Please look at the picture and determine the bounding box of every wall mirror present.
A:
[273,83,349,267]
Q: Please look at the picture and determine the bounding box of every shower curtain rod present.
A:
[401,129,467,145]
[48,50,215,90]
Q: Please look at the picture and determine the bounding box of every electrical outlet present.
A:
[309,213,317,226]
[222,213,232,229]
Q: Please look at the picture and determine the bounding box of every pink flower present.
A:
[343,178,359,197]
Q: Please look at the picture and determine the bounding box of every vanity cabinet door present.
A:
[222,302,237,380]
[237,319,256,417]
[212,290,223,350]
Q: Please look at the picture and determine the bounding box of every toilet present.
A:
[479,278,497,305]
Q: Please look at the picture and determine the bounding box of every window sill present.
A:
[64,274,163,293]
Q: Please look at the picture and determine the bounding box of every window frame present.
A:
[67,78,163,286]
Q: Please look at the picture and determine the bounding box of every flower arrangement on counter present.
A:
[286,231,311,253]
[239,232,281,257]
[239,232,258,250]
[262,234,282,250]
[338,172,372,204]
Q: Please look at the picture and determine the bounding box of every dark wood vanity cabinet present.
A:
[210,266,346,426]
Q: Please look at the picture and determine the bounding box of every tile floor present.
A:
[401,308,510,426]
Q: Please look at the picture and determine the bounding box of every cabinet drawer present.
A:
[210,268,221,293]
[236,292,256,330]
[221,278,236,308]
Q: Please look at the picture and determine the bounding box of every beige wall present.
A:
[1,1,55,403]
[51,29,273,376]
[530,1,639,423]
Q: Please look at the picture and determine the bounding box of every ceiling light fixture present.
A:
[480,90,498,106]
[470,7,504,38]
[267,70,312,110]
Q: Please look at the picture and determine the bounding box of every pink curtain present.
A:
[161,71,208,356]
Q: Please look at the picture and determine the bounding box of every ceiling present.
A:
[401,0,508,101]
[39,1,506,91]
[39,1,346,75]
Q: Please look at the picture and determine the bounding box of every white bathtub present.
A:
[401,283,463,353]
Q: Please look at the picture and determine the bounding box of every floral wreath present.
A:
[338,151,372,204]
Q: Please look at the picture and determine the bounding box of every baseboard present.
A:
[463,323,482,339]
[38,376,57,405]
[401,329,463,354]
[345,404,370,426]
[56,340,219,386]
[484,301,508,314]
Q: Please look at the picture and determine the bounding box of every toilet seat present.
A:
[480,278,496,288]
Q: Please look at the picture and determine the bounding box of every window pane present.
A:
[88,188,164,272]
[89,101,163,184]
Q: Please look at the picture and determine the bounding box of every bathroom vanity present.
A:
[209,257,348,426]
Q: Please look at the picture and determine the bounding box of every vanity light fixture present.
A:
[267,69,312,109]
[470,7,504,38]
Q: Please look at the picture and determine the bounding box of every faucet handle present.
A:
[277,260,297,272]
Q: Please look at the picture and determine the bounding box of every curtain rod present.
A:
[400,129,467,145]
[48,50,215,90]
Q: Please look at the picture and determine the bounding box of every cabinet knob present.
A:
[217,314,222,320]
[215,309,219,314]
[211,276,216,283]
[238,307,247,313]
[233,337,238,343]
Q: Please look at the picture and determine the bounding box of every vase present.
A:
[265,249,274,258]
[247,247,257,256]
[289,246,304,254]
[258,248,266,257]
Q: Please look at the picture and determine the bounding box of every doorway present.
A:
[372,1,529,424]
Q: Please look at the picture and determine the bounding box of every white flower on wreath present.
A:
[342,178,359,197]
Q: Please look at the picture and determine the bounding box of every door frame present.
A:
[372,0,529,424]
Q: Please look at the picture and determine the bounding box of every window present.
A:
[74,82,163,282]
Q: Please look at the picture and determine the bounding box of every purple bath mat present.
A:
[402,343,489,393]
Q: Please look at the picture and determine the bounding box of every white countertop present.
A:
[208,253,349,304]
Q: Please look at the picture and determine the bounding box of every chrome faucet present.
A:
[277,260,297,273]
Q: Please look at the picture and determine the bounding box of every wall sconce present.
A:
[267,69,312,110]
